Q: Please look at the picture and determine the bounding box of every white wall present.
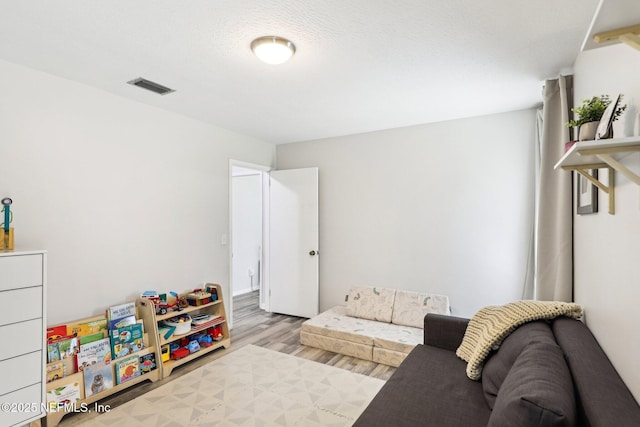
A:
[231,174,262,295]
[277,109,537,318]
[573,43,640,401]
[0,59,275,325]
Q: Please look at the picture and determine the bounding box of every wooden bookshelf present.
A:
[137,283,230,378]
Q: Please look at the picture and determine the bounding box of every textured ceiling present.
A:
[0,0,608,144]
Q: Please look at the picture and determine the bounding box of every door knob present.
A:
[309,250,317,256]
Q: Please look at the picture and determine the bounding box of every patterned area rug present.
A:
[75,345,384,426]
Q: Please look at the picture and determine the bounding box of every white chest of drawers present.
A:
[0,250,47,427]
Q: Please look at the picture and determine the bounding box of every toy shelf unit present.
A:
[0,250,47,427]
[554,136,640,215]
[45,305,160,427]
[137,283,230,378]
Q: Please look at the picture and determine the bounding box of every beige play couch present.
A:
[300,286,450,367]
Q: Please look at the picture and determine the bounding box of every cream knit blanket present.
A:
[456,300,583,380]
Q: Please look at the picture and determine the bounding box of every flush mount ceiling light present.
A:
[251,36,296,65]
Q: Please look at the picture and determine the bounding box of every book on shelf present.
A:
[114,355,141,385]
[79,331,105,345]
[46,362,66,383]
[67,318,108,337]
[108,315,137,330]
[46,380,82,408]
[139,353,157,374]
[108,302,136,319]
[47,342,61,364]
[110,323,144,359]
[76,349,98,372]
[47,335,80,365]
[77,337,112,371]
[46,325,68,342]
[107,302,136,330]
[83,361,113,398]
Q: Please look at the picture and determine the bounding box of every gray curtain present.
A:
[535,75,573,302]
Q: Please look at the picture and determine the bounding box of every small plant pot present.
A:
[578,121,599,141]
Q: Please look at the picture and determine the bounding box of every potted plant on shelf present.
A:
[566,94,627,141]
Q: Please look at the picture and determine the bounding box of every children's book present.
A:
[68,318,108,337]
[46,362,66,383]
[108,315,136,331]
[78,337,112,367]
[139,352,157,374]
[57,336,80,360]
[110,323,144,359]
[76,348,97,371]
[47,342,61,364]
[79,332,105,345]
[83,362,113,398]
[108,302,136,319]
[46,325,68,341]
[46,333,79,363]
[46,380,82,408]
[115,355,141,384]
[107,302,137,330]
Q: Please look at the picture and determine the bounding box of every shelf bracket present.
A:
[595,153,640,186]
[576,167,614,215]
[563,163,615,215]
[594,24,640,52]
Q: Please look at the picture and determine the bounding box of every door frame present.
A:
[228,159,271,330]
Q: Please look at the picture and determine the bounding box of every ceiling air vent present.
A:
[127,77,175,95]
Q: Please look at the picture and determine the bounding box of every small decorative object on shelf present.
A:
[186,289,212,306]
[566,94,627,141]
[1,197,14,250]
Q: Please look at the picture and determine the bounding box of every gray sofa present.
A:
[353,314,640,427]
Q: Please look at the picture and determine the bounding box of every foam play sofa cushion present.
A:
[345,286,396,322]
[391,289,451,328]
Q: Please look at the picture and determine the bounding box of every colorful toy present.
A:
[186,289,212,306]
[198,334,213,347]
[209,325,224,341]
[140,291,187,315]
[187,340,200,353]
[161,344,170,362]
[170,347,189,360]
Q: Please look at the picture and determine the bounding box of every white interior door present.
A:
[269,167,319,318]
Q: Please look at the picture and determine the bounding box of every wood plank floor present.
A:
[54,291,395,426]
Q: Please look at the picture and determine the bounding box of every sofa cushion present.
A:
[482,321,557,409]
[487,341,576,427]
[373,324,423,353]
[346,286,396,322]
[372,347,407,367]
[300,330,374,361]
[353,344,491,427]
[552,317,640,427]
[301,306,375,345]
[391,289,450,328]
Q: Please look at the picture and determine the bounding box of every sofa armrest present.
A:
[423,314,469,351]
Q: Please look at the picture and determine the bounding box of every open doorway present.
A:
[228,161,319,327]
[229,160,270,328]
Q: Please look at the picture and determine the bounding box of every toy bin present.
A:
[163,314,192,335]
